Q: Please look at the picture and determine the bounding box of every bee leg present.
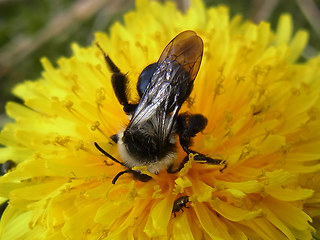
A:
[113,169,152,184]
[108,57,138,114]
[177,113,207,149]
[96,43,138,115]
[131,171,153,182]
[110,134,118,143]
[174,113,226,171]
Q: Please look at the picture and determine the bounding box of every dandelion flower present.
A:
[1,0,320,239]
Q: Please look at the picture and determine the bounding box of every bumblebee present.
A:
[95,30,225,184]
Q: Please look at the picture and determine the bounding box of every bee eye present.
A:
[137,63,157,97]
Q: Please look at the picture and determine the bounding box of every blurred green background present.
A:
[0,0,320,128]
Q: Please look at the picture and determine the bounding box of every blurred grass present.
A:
[0,0,319,128]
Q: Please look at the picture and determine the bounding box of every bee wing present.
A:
[158,30,203,82]
[129,31,203,142]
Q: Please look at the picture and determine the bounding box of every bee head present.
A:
[122,125,175,162]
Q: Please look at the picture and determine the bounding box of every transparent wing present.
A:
[158,30,203,82]
[129,31,203,142]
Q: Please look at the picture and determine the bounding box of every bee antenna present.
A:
[95,42,105,56]
[112,170,130,184]
[94,142,123,166]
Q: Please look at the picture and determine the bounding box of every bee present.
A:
[95,30,225,184]
[172,195,190,217]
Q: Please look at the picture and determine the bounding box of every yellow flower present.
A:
[1,0,320,239]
